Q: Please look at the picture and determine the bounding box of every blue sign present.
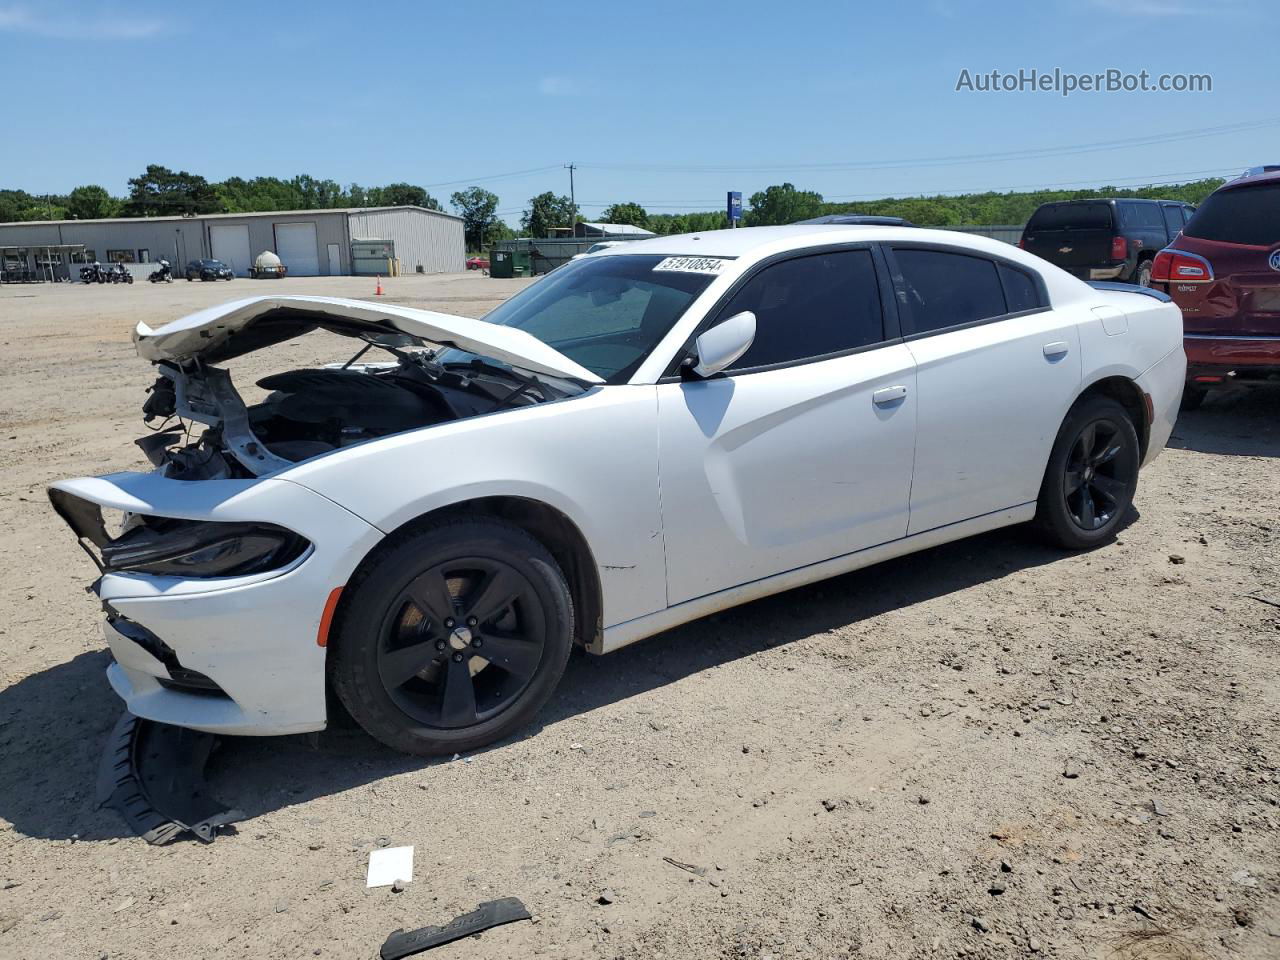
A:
[727,191,742,223]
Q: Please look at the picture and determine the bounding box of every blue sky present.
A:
[1,0,1274,224]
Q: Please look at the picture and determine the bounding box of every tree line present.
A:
[2,166,1227,249]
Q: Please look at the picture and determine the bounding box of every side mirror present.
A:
[689,311,756,379]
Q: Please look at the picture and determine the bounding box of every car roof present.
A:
[1222,167,1280,189]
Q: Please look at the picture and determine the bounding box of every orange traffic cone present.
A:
[375,275,384,296]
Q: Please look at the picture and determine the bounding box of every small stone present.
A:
[1058,906,1075,920]
[274,899,289,913]
[918,794,931,806]
[988,881,1006,896]
[1168,554,1185,565]
[822,799,838,812]
[1063,758,1081,779]
[1151,798,1170,817]
[638,810,657,819]
[972,915,990,933]
[39,910,61,922]
[741,745,750,754]
[308,843,323,851]
[1000,860,1013,873]
[391,879,406,893]
[597,888,616,905]
[1028,936,1042,952]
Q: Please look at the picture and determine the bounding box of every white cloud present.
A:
[537,76,579,97]
[0,3,172,38]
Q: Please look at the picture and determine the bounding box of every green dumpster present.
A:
[488,249,531,279]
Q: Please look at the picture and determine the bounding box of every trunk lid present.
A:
[133,295,605,384]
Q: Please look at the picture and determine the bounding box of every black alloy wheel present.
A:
[377,557,547,730]
[1035,395,1140,549]
[330,516,574,756]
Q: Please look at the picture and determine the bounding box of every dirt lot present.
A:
[0,274,1276,960]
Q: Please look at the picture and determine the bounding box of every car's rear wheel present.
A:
[1035,395,1140,549]
[329,516,574,756]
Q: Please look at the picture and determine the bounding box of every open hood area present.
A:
[133,295,604,384]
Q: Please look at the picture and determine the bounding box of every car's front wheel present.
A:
[1035,395,1140,549]
[329,516,574,756]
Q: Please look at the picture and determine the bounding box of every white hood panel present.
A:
[133,295,604,384]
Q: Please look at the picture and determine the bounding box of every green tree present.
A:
[600,201,649,229]
[744,182,824,226]
[66,185,119,220]
[376,183,441,210]
[123,164,222,217]
[521,192,575,237]
[450,186,500,251]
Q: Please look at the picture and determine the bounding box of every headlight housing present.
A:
[48,490,309,578]
[102,519,309,577]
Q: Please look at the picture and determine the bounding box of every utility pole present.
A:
[565,162,577,237]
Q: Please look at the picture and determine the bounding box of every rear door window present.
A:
[1183,184,1280,246]
[715,249,885,371]
[1161,205,1184,238]
[893,249,1008,335]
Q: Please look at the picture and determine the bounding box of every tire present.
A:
[1035,395,1141,550]
[1179,386,1207,412]
[1134,259,1153,287]
[329,516,574,756]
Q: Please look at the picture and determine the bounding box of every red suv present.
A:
[1151,167,1280,409]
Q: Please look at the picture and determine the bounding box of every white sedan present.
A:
[49,225,1186,755]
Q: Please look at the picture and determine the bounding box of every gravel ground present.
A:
[0,274,1276,960]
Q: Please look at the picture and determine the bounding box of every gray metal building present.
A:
[0,205,464,280]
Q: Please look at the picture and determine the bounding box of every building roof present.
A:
[1,204,461,228]
[580,222,655,237]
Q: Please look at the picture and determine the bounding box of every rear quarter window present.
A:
[1117,202,1165,230]
[1183,184,1280,246]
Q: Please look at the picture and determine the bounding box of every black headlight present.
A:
[99,518,309,577]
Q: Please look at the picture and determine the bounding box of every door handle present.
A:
[1043,341,1070,359]
[872,385,908,405]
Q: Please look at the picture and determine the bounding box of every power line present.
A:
[576,119,1279,174]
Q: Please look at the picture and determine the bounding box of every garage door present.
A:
[209,224,251,276]
[275,222,319,276]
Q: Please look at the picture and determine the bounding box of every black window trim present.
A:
[657,242,903,382]
[881,241,1052,343]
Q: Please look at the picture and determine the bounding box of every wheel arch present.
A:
[1072,375,1150,461]
[335,495,603,654]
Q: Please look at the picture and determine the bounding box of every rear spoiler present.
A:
[1086,281,1172,303]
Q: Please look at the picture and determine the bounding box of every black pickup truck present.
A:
[1020,198,1195,286]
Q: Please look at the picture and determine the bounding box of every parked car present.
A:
[1020,198,1195,287]
[797,214,916,227]
[185,259,235,281]
[569,240,628,263]
[466,256,490,271]
[1149,167,1280,408]
[49,225,1184,756]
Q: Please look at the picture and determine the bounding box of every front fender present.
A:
[280,385,668,628]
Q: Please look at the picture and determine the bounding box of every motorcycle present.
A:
[148,260,173,283]
[111,263,134,284]
[80,263,107,284]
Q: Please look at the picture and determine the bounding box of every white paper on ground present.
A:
[367,845,414,888]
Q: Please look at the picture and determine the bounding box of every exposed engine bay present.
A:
[137,334,572,480]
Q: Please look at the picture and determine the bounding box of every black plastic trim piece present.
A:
[1086,280,1173,302]
[380,898,532,959]
[95,712,244,845]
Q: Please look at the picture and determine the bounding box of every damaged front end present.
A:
[129,296,597,481]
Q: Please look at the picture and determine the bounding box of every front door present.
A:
[657,248,917,606]
[327,243,341,276]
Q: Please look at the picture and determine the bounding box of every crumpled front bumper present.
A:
[48,472,384,735]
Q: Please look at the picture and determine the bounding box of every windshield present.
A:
[1026,202,1113,231]
[441,254,719,382]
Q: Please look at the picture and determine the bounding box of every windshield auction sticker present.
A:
[652,256,729,275]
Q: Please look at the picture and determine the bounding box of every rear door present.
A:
[656,246,917,604]
[1022,202,1115,275]
[886,244,1083,534]
[1160,204,1186,243]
